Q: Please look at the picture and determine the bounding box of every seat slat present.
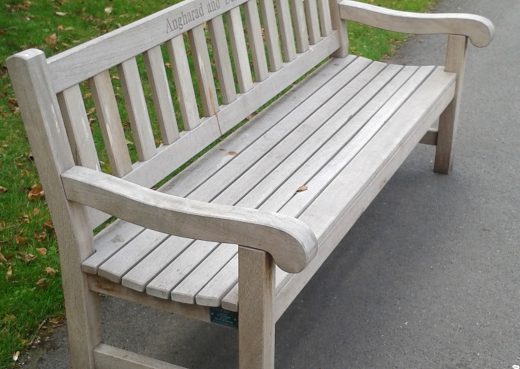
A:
[144,46,179,145]
[188,25,219,116]
[118,58,157,161]
[276,0,297,62]
[305,0,322,44]
[196,256,238,306]
[57,85,100,171]
[89,70,133,177]
[243,0,269,82]
[227,7,254,93]
[291,0,310,53]
[167,36,200,130]
[259,0,283,72]
[208,16,238,104]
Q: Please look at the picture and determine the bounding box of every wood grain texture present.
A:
[95,344,187,369]
[276,0,297,62]
[238,247,275,369]
[7,49,101,369]
[62,166,318,273]
[317,0,333,36]
[329,0,348,57]
[290,0,310,53]
[227,8,254,93]
[305,0,322,44]
[243,0,269,82]
[259,0,283,71]
[339,0,494,47]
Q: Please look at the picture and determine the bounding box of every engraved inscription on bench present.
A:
[166,0,241,33]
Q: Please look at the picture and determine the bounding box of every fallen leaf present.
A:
[296,185,308,193]
[32,207,41,216]
[104,6,113,14]
[12,351,20,362]
[43,219,54,230]
[36,247,47,256]
[34,231,47,242]
[36,278,47,287]
[15,234,27,245]
[55,11,67,16]
[6,265,13,280]
[21,214,30,223]
[44,33,57,47]
[44,267,57,276]
[0,186,7,193]
[20,253,36,263]
[227,151,238,156]
[27,184,44,200]
[57,24,64,31]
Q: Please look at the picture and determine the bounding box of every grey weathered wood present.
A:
[276,0,297,62]
[227,7,254,93]
[7,49,101,369]
[95,344,187,369]
[57,85,100,171]
[305,0,322,44]
[259,0,284,71]
[144,46,179,145]
[290,0,310,53]
[339,0,494,47]
[118,57,157,161]
[167,35,200,130]
[317,0,333,36]
[434,34,468,173]
[238,247,275,369]
[89,70,133,177]
[329,0,348,57]
[243,0,269,82]
[208,16,238,104]
[189,24,219,116]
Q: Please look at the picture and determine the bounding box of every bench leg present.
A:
[434,34,468,174]
[238,247,275,369]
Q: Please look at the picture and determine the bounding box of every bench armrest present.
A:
[61,166,318,273]
[338,0,494,47]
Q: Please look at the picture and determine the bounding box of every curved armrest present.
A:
[61,166,318,273]
[339,0,494,47]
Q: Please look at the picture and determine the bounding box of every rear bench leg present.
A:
[434,34,468,174]
[238,247,276,369]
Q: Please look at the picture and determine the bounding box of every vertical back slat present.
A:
[227,8,254,93]
[243,0,269,82]
[167,35,200,130]
[144,46,179,145]
[259,0,283,72]
[89,70,133,177]
[276,0,297,62]
[317,0,333,36]
[118,58,157,161]
[291,0,310,52]
[189,24,219,117]
[305,0,321,44]
[58,85,101,171]
[208,16,238,105]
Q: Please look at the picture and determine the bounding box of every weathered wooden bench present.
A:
[7,0,493,368]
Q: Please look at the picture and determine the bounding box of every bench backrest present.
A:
[10,0,346,230]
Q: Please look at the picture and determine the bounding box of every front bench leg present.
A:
[238,246,276,369]
[434,34,468,174]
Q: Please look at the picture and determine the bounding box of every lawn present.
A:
[0,0,435,366]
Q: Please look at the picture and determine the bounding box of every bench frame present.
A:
[7,1,493,368]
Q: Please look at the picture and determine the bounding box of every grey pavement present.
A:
[28,0,520,368]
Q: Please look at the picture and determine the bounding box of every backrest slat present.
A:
[188,24,219,116]
[208,16,238,104]
[243,0,269,82]
[89,70,133,177]
[291,0,310,53]
[167,36,201,130]
[276,0,298,62]
[318,0,333,36]
[57,85,101,171]
[227,8,254,93]
[259,0,283,72]
[305,0,322,44]
[118,58,157,161]
[144,46,179,145]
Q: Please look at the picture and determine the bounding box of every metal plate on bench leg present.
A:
[95,344,187,369]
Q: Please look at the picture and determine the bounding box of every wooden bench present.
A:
[7,1,493,368]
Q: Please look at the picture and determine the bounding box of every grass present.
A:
[0,0,434,367]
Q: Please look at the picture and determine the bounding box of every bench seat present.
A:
[82,55,455,315]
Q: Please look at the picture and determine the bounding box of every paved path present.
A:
[29,0,519,368]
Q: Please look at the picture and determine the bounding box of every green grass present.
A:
[0,0,434,367]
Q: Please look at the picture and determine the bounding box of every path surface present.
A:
[29,0,519,368]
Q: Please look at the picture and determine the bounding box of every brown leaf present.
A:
[0,186,7,193]
[34,231,47,242]
[15,234,27,245]
[6,265,13,280]
[57,24,64,31]
[227,151,238,156]
[43,219,54,230]
[44,33,57,47]
[20,253,36,263]
[27,184,45,200]
[296,185,308,193]
[36,247,47,256]
[36,278,47,287]
[21,214,30,223]
[44,267,57,276]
